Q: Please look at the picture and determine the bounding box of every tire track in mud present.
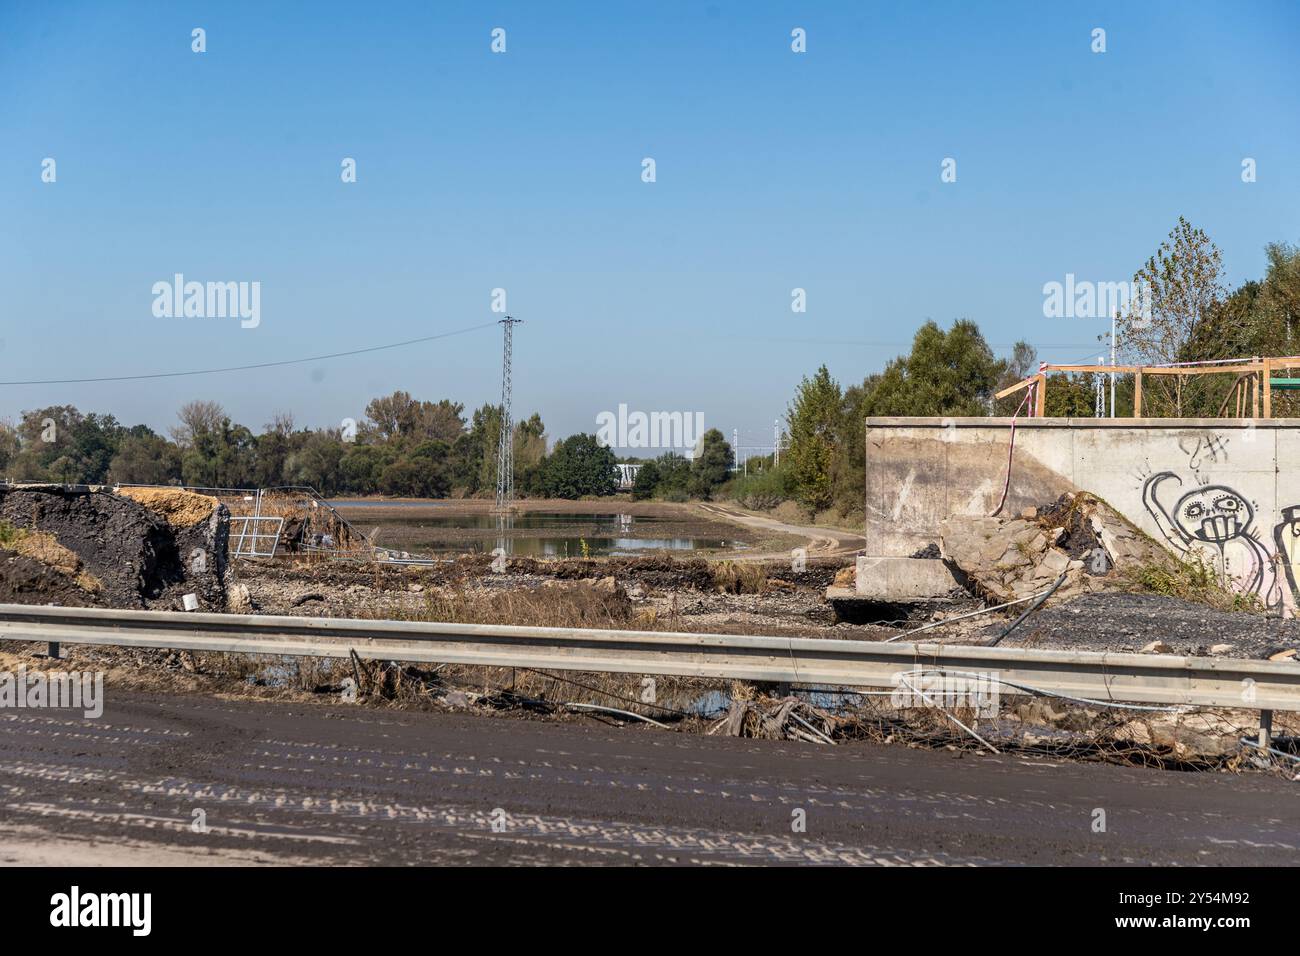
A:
[0,692,1297,865]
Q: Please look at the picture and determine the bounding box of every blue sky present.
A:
[2,0,1297,454]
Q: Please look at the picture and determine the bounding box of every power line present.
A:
[0,321,500,386]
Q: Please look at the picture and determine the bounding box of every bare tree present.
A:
[171,400,226,447]
[265,411,296,437]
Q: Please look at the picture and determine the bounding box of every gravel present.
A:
[990,591,1300,658]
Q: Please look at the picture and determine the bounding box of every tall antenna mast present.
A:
[494,316,522,513]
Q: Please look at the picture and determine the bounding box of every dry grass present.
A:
[1124,555,1265,614]
[387,581,648,630]
[0,521,102,593]
[711,560,767,594]
[117,487,218,528]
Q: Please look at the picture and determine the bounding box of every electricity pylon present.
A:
[494,316,522,513]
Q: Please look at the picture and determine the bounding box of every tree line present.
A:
[0,390,739,501]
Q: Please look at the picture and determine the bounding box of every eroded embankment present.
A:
[0,484,229,609]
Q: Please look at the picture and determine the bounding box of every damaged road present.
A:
[1,687,1297,866]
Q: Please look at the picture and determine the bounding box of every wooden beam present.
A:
[1034,374,1046,417]
[995,377,1035,401]
[1264,358,1273,418]
[1133,370,1142,418]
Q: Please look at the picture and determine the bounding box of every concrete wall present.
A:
[866,417,1300,614]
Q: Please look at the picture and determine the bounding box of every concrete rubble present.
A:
[938,492,1170,605]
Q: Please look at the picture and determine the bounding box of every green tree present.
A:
[338,444,390,494]
[829,377,876,519]
[630,460,661,500]
[284,430,347,494]
[863,320,1003,417]
[109,432,181,485]
[542,433,617,499]
[689,428,734,499]
[650,452,692,501]
[1117,218,1227,415]
[786,366,842,512]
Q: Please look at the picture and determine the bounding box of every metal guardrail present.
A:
[1,603,1299,712]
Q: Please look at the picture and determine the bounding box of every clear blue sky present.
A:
[2,1,1297,453]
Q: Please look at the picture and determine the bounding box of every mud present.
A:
[0,550,99,606]
[1,686,1296,865]
[0,485,229,609]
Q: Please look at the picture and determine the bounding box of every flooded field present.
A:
[327,499,755,558]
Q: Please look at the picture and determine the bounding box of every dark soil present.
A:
[989,591,1300,658]
[1037,493,1105,562]
[0,485,228,609]
[0,549,99,606]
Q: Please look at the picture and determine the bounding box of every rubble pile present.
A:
[0,484,229,609]
[940,492,1169,604]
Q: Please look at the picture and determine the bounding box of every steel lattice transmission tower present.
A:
[494,316,522,512]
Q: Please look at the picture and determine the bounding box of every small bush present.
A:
[728,468,790,510]
[712,561,767,594]
[1125,554,1264,614]
[0,519,25,549]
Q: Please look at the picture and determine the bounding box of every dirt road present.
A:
[1,690,1295,866]
[696,502,864,560]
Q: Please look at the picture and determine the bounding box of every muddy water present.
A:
[329,506,745,557]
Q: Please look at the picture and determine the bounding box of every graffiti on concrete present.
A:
[1142,471,1289,610]
[1175,434,1228,470]
[1276,506,1300,609]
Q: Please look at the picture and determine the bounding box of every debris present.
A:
[563,702,671,729]
[1210,643,1234,655]
[940,492,1170,605]
[720,695,842,743]
[1269,648,1298,661]
[1141,640,1174,654]
[229,583,254,613]
[291,592,327,607]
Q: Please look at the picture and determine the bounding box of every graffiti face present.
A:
[1174,485,1253,543]
[1143,468,1293,613]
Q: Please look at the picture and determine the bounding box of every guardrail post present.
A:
[1258,709,1274,750]
[47,641,62,660]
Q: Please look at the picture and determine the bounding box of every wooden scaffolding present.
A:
[994,355,1300,418]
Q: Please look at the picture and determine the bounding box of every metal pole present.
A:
[1259,709,1274,749]
[1109,313,1116,417]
